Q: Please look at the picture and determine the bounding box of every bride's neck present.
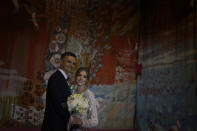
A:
[76,85,87,93]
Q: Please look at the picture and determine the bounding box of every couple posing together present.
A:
[42,52,98,131]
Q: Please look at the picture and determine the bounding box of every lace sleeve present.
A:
[82,91,98,128]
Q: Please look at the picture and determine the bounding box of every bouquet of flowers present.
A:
[67,94,89,116]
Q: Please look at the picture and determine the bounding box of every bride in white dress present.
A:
[69,67,98,131]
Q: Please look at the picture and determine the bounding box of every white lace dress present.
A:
[81,89,98,128]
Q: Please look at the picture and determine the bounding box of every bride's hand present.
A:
[70,116,82,125]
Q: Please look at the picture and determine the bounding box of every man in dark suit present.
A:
[42,52,77,131]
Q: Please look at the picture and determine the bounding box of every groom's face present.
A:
[61,55,76,74]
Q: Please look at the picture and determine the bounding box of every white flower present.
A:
[56,33,66,44]
[67,94,89,115]
[49,54,61,68]
[49,40,59,53]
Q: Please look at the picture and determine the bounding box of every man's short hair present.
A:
[61,52,76,59]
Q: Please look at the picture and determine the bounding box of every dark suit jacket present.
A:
[42,70,71,131]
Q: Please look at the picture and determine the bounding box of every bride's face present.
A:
[76,70,88,86]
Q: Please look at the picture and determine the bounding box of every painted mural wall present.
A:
[44,0,140,129]
[137,0,197,130]
[0,0,139,129]
[0,0,49,127]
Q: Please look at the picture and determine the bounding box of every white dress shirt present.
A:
[59,68,68,80]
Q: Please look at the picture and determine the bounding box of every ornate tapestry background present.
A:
[0,0,139,129]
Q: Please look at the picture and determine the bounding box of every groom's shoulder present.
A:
[49,70,61,80]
